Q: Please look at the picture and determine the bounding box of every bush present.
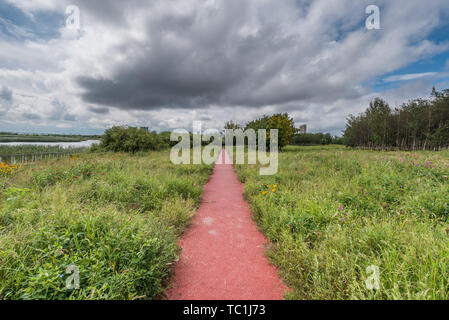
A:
[100,127,170,153]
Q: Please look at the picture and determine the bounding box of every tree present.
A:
[224,121,242,130]
[245,113,295,150]
[268,113,295,150]
[343,89,449,150]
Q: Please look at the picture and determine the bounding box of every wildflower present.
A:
[338,205,343,212]
[262,191,267,195]
[273,185,278,188]
[266,185,271,188]
[341,213,349,223]
[272,189,276,192]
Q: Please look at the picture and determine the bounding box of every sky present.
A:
[0,0,449,136]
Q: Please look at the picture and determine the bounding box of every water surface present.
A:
[0,140,100,149]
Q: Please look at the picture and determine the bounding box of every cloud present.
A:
[22,112,41,120]
[0,17,35,39]
[0,0,449,134]
[71,0,449,112]
[88,106,110,114]
[47,98,78,121]
[0,86,13,101]
[383,72,438,82]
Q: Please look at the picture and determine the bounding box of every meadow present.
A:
[235,145,449,300]
[0,150,213,299]
[2,143,449,300]
[0,145,87,156]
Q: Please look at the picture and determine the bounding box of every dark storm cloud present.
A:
[88,105,110,114]
[4,0,449,135]
[66,0,449,113]
[22,112,41,120]
[76,0,364,111]
[0,86,13,101]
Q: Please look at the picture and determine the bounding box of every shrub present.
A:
[100,127,170,153]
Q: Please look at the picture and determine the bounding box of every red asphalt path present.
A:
[166,150,286,300]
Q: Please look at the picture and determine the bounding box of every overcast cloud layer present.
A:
[1,0,449,134]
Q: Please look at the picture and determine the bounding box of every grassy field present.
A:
[0,145,87,156]
[235,145,449,300]
[0,151,213,299]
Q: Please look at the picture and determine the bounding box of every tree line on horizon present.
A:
[99,113,342,153]
[225,115,343,149]
[344,88,449,150]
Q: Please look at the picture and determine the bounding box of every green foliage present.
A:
[100,127,170,153]
[224,121,243,130]
[235,145,449,300]
[0,151,213,300]
[0,145,86,156]
[245,113,295,150]
[292,133,344,146]
[344,89,449,150]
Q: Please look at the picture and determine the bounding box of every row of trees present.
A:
[291,132,344,146]
[344,88,449,150]
[100,113,343,153]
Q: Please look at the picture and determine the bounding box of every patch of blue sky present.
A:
[0,2,64,41]
[368,50,449,92]
[361,15,449,93]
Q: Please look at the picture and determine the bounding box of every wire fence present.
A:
[0,151,83,165]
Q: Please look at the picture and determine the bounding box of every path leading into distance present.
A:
[166,149,286,300]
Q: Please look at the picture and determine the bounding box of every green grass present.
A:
[0,151,213,300]
[235,145,449,300]
[0,145,87,157]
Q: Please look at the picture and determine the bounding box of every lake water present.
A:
[0,140,100,149]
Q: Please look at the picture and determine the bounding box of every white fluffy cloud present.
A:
[1,0,449,134]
